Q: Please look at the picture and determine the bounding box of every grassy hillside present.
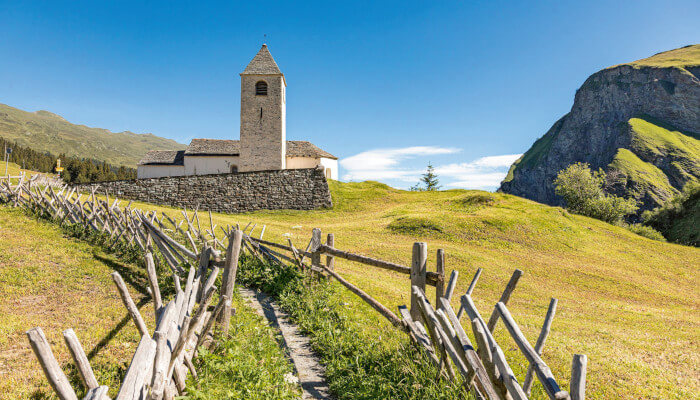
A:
[0,207,153,399]
[0,103,185,168]
[115,181,699,399]
[616,43,700,68]
[0,206,301,399]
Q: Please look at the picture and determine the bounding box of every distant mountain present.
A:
[0,103,186,167]
[500,44,700,216]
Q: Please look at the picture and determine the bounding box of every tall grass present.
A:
[236,254,469,400]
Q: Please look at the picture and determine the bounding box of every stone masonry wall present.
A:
[72,167,332,213]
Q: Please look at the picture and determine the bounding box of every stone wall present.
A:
[72,167,332,213]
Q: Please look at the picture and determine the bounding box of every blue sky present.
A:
[1,1,698,190]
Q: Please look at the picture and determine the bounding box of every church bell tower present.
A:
[239,44,286,172]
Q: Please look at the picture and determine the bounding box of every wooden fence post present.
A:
[326,233,334,272]
[435,249,445,307]
[220,229,243,334]
[62,329,99,391]
[570,354,587,400]
[410,242,427,322]
[311,228,322,277]
[26,327,79,400]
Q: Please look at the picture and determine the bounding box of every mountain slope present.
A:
[500,44,700,215]
[0,103,186,167]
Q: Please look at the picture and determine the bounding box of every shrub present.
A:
[554,162,638,223]
[642,181,699,246]
[387,216,443,235]
[623,223,666,241]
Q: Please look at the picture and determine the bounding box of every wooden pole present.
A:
[570,354,587,400]
[326,233,334,272]
[495,302,569,400]
[523,298,558,395]
[111,272,149,337]
[26,327,79,400]
[145,252,163,316]
[311,228,322,277]
[62,328,99,390]
[435,249,445,307]
[487,269,523,332]
[323,264,402,328]
[410,242,427,322]
[220,229,242,334]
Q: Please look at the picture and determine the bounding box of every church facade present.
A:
[137,45,338,180]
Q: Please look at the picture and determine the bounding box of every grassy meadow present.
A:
[0,206,300,399]
[0,207,153,399]
[112,180,699,399]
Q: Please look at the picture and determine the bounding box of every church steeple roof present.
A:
[241,44,283,75]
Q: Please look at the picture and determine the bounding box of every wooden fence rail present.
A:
[0,177,588,400]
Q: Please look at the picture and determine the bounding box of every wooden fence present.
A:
[0,176,588,400]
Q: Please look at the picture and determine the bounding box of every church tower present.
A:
[239,44,286,172]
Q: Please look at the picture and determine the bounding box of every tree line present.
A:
[1,136,136,183]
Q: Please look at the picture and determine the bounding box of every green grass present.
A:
[613,44,700,69]
[0,205,300,399]
[109,180,700,399]
[0,160,32,176]
[387,216,445,236]
[183,290,301,400]
[235,254,467,399]
[0,103,185,168]
[608,148,677,203]
[628,117,700,179]
[0,206,153,399]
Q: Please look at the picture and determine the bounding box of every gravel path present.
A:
[239,287,332,400]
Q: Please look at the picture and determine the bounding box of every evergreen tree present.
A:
[420,162,441,191]
[412,162,441,191]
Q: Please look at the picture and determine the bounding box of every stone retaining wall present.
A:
[72,167,332,213]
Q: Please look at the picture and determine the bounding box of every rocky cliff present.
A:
[500,44,700,215]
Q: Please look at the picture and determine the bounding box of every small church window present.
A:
[256,81,268,96]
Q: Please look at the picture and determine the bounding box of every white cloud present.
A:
[437,154,522,189]
[339,146,521,191]
[340,146,459,182]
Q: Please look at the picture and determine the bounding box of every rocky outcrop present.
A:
[500,45,700,215]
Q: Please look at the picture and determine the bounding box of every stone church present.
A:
[137,45,338,180]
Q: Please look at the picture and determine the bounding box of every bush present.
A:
[387,216,444,235]
[623,223,666,241]
[554,163,638,223]
[642,181,699,246]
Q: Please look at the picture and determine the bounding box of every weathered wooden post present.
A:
[435,249,445,307]
[220,229,242,334]
[111,272,149,337]
[523,297,558,395]
[62,329,99,391]
[410,242,427,322]
[311,228,322,278]
[326,233,335,272]
[570,354,587,400]
[26,327,79,400]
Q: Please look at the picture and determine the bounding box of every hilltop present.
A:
[0,103,185,167]
[120,180,699,399]
[500,44,700,216]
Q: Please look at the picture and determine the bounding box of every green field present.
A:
[114,180,699,399]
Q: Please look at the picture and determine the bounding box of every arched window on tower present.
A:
[256,81,268,96]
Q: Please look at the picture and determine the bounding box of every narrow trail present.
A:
[239,287,333,400]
